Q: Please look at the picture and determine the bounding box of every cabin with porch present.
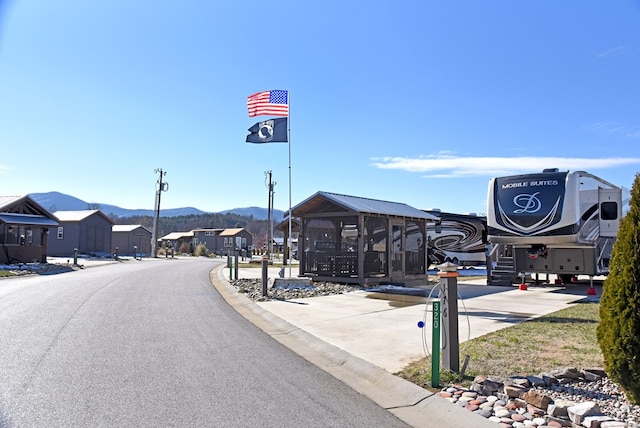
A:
[0,195,59,264]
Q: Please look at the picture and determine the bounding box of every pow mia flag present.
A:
[246,118,288,143]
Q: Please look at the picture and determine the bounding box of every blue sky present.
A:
[1,1,639,216]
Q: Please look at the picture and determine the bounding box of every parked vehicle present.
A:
[486,168,629,282]
[424,210,487,267]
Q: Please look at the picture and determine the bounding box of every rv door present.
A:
[599,188,621,237]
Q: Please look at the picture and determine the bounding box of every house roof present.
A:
[0,196,24,210]
[289,191,440,220]
[219,228,248,236]
[54,210,115,224]
[161,231,193,240]
[276,217,301,233]
[0,195,59,225]
[0,213,59,227]
[112,224,151,233]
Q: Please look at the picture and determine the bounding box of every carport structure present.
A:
[288,192,439,286]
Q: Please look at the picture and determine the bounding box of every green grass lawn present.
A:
[397,302,602,390]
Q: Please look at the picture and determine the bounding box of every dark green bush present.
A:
[597,172,640,404]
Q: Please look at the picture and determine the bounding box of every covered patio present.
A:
[286,192,439,286]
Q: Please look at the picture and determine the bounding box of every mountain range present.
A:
[29,192,284,221]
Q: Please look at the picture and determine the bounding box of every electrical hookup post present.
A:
[432,262,460,387]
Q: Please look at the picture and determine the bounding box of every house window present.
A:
[57,227,64,240]
[242,237,247,247]
[205,231,215,236]
[224,237,229,247]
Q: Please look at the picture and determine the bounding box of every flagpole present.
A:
[287,91,292,278]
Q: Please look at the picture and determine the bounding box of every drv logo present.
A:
[513,192,542,213]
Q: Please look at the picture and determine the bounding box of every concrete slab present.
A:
[253,282,589,373]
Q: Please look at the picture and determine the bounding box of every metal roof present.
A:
[0,195,59,224]
[161,231,193,240]
[112,224,150,233]
[0,213,59,227]
[53,210,115,224]
[0,196,24,210]
[290,191,439,220]
[219,228,246,236]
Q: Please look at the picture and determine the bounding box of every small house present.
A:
[160,231,194,253]
[191,228,253,256]
[0,195,59,264]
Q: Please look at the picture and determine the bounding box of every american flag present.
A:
[247,90,289,117]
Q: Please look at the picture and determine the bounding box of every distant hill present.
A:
[220,206,285,222]
[29,192,284,221]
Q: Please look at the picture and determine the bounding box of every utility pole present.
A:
[265,171,276,259]
[152,168,168,258]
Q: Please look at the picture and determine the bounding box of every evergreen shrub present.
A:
[597,172,640,404]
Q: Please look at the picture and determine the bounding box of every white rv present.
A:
[425,210,487,267]
[486,169,629,281]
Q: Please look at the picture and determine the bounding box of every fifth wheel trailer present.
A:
[486,169,629,282]
[424,210,487,267]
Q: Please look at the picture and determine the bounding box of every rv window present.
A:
[601,202,618,220]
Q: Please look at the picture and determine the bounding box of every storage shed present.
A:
[49,210,115,257]
[112,224,152,257]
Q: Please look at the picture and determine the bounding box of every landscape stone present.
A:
[531,417,547,426]
[522,390,552,409]
[553,367,583,380]
[527,375,546,387]
[582,415,614,428]
[526,403,546,417]
[474,408,493,418]
[583,370,604,382]
[600,421,629,428]
[505,384,526,399]
[567,401,601,425]
[481,378,504,394]
[465,403,479,412]
[480,401,495,410]
[582,368,607,378]
[511,413,527,422]
[540,372,559,387]
[495,408,511,418]
[547,399,576,418]
[508,376,531,388]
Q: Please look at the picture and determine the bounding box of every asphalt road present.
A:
[0,258,409,428]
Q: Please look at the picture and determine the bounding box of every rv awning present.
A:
[0,213,59,227]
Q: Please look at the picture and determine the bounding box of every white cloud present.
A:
[627,131,640,139]
[584,121,640,138]
[595,46,625,58]
[371,153,640,177]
